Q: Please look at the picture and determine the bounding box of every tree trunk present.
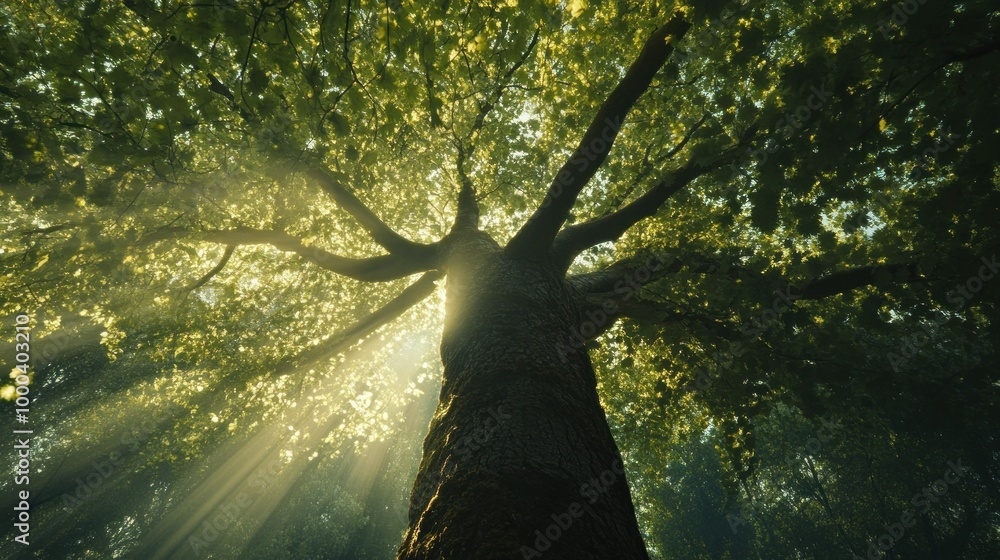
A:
[398,240,649,559]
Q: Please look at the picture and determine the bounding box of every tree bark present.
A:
[398,236,648,559]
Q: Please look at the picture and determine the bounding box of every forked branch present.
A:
[551,129,755,270]
[506,14,691,259]
[469,29,540,143]
[451,29,540,234]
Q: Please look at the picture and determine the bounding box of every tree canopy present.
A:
[1,0,998,558]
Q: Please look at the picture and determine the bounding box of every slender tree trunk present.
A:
[398,241,648,559]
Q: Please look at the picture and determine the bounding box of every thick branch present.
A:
[506,14,690,259]
[304,165,429,254]
[613,298,741,339]
[552,160,703,268]
[144,227,437,282]
[792,262,923,300]
[572,291,740,342]
[280,270,443,373]
[552,128,756,269]
[567,253,679,294]
[452,144,480,232]
[565,254,680,340]
[566,248,770,294]
[574,259,924,340]
[20,223,77,236]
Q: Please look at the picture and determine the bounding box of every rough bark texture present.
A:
[397,234,648,559]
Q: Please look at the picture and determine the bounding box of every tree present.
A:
[1,0,998,558]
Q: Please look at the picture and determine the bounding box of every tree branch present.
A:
[552,160,703,268]
[571,290,741,342]
[279,270,443,373]
[567,252,679,294]
[563,253,681,341]
[452,144,480,233]
[506,14,690,260]
[566,248,766,294]
[573,260,925,341]
[451,30,539,234]
[469,29,540,142]
[612,298,742,339]
[662,113,711,159]
[303,165,431,254]
[183,244,235,291]
[552,127,756,269]
[144,227,437,282]
[791,262,924,300]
